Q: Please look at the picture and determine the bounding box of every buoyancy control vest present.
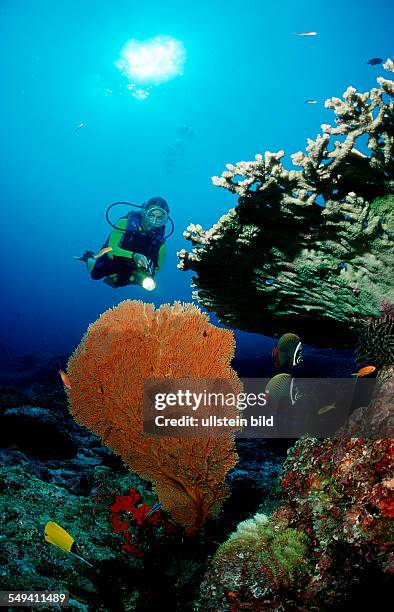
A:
[119,212,166,267]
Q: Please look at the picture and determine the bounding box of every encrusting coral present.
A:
[66,300,240,532]
[195,433,394,611]
[195,512,309,610]
[276,435,394,607]
[178,61,394,347]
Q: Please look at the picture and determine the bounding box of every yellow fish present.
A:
[318,403,336,415]
[94,246,113,259]
[58,369,71,389]
[44,521,92,567]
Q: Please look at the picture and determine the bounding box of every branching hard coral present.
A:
[66,300,240,532]
[195,512,309,610]
[179,66,394,347]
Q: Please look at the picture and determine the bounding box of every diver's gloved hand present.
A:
[133,253,149,269]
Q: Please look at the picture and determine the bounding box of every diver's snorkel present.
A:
[106,202,174,239]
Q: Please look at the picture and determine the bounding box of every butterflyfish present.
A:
[272,333,303,368]
[44,521,93,567]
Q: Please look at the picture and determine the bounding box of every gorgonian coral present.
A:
[67,300,240,532]
[178,67,394,347]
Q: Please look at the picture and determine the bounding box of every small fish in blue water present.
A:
[272,333,303,368]
[305,99,317,104]
[367,57,383,65]
[75,122,85,132]
[294,31,317,36]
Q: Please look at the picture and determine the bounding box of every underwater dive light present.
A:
[142,275,156,291]
[133,268,156,291]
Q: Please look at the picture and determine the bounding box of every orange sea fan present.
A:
[67,300,240,532]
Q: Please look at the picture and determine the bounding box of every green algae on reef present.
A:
[0,464,142,610]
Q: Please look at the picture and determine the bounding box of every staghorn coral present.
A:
[178,68,394,347]
[195,512,309,611]
[66,300,240,532]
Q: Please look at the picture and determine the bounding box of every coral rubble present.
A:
[178,68,394,347]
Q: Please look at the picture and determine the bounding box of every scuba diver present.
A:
[75,197,173,290]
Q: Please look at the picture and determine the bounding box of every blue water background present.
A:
[0,0,392,364]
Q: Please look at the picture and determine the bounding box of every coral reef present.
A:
[67,300,240,532]
[0,376,289,610]
[0,463,142,611]
[343,364,394,437]
[277,435,394,607]
[110,487,165,557]
[196,434,393,611]
[353,311,394,368]
[195,512,309,611]
[178,68,394,347]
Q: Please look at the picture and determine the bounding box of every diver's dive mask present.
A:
[141,206,169,230]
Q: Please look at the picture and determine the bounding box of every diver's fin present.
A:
[73,250,95,262]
